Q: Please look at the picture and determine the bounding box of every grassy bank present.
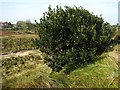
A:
[1,32,119,88]
[2,48,119,88]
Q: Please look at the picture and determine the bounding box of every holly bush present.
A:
[33,5,117,72]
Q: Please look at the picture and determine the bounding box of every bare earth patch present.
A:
[2,31,19,36]
[108,51,119,62]
[108,44,119,63]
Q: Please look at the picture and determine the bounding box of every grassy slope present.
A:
[2,46,119,88]
[67,44,119,88]
[68,54,118,88]
[2,34,119,88]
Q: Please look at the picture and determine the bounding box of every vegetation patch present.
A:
[2,37,36,54]
[2,51,119,88]
[67,54,118,88]
[1,4,119,89]
[33,5,117,72]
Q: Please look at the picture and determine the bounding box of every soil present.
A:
[108,51,119,62]
[2,31,19,36]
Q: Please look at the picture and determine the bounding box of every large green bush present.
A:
[33,5,117,72]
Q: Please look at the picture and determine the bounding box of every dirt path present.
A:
[2,50,44,60]
[2,34,39,38]
[108,45,119,62]
[108,51,119,62]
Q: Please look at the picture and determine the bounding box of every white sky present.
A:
[0,0,119,25]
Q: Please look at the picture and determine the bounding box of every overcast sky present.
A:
[0,0,119,25]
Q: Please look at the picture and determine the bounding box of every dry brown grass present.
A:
[2,31,19,36]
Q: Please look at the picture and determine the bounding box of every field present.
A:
[2,31,18,36]
[1,30,119,88]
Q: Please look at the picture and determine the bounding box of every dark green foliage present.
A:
[12,27,23,30]
[33,5,117,72]
[115,35,120,44]
[8,22,13,28]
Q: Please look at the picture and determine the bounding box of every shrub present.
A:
[33,5,117,72]
[115,35,120,44]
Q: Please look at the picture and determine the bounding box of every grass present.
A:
[2,54,70,88]
[67,53,118,88]
[2,55,52,88]
[2,37,36,54]
[1,32,119,88]
[2,48,119,88]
